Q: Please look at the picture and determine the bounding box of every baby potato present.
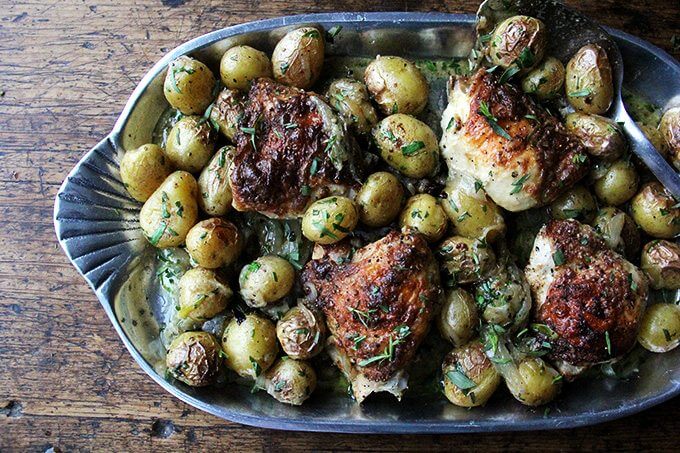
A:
[163,55,216,115]
[549,185,597,223]
[166,331,222,387]
[166,116,216,173]
[356,172,404,227]
[442,341,501,408]
[372,114,439,178]
[641,240,680,290]
[120,144,172,202]
[591,207,641,259]
[437,236,495,285]
[399,194,448,242]
[592,159,639,206]
[565,43,613,114]
[637,303,680,353]
[198,146,235,216]
[239,255,295,308]
[221,313,279,379]
[276,304,325,359]
[630,182,680,238]
[263,358,317,406]
[177,267,232,321]
[272,27,324,89]
[209,88,245,142]
[441,174,506,243]
[302,196,358,244]
[139,171,199,248]
[637,122,669,159]
[364,56,428,115]
[476,262,531,331]
[326,78,378,135]
[521,56,564,100]
[489,15,546,71]
[219,45,272,91]
[660,107,680,170]
[185,218,242,269]
[507,357,561,407]
[438,289,479,347]
[565,113,625,161]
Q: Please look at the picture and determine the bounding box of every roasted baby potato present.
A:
[272,27,324,89]
[164,55,216,115]
[506,357,561,407]
[591,207,641,259]
[549,185,597,223]
[326,78,378,135]
[442,341,500,408]
[438,289,479,347]
[209,88,245,142]
[565,113,625,161]
[489,15,546,71]
[475,262,531,331]
[185,218,242,269]
[521,56,565,100]
[372,114,439,178]
[219,45,272,91]
[165,116,216,173]
[239,255,295,308]
[139,171,199,248]
[356,172,404,227]
[302,196,359,244]
[565,43,613,114]
[637,303,680,353]
[221,313,279,379]
[441,173,506,243]
[177,267,232,321]
[120,144,173,202]
[660,107,680,170]
[166,331,222,387]
[364,56,429,115]
[641,240,680,290]
[437,236,495,285]
[262,358,317,406]
[638,122,668,159]
[276,304,326,359]
[630,182,680,238]
[399,193,448,242]
[197,146,235,216]
[591,159,639,206]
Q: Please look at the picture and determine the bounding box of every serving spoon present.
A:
[476,0,680,199]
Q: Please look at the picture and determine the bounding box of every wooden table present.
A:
[1,0,678,450]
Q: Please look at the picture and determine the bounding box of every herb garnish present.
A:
[478,100,511,140]
[326,25,343,43]
[605,331,612,356]
[569,87,593,98]
[552,249,566,266]
[446,363,477,393]
[401,141,425,156]
[509,173,530,195]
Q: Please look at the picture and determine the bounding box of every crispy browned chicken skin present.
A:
[230,78,363,218]
[525,220,648,378]
[302,230,440,401]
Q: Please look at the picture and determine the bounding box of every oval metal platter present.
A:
[54,12,680,433]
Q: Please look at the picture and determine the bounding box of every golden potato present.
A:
[220,45,272,91]
[272,27,324,89]
[120,144,172,202]
[302,196,359,244]
[221,313,279,379]
[185,218,242,269]
[356,172,404,227]
[197,146,235,216]
[177,267,232,321]
[165,116,216,173]
[239,255,295,307]
[208,88,245,142]
[364,56,429,115]
[163,55,216,115]
[565,44,613,114]
[630,182,680,238]
[399,193,448,242]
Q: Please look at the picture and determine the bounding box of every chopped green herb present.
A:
[605,331,612,356]
[302,29,320,39]
[352,334,366,350]
[446,364,477,393]
[300,185,312,196]
[249,356,262,377]
[457,211,472,222]
[499,65,520,84]
[510,173,530,195]
[572,153,587,165]
[326,25,343,42]
[478,100,511,140]
[280,62,290,74]
[569,87,593,98]
[382,128,397,142]
[309,158,319,176]
[401,141,425,156]
[148,222,167,246]
[552,249,565,266]
[348,306,376,328]
[474,179,483,192]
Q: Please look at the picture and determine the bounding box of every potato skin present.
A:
[442,341,500,408]
[591,207,641,259]
[220,45,272,91]
[399,193,448,242]
[489,15,546,71]
[356,172,404,227]
[239,255,295,307]
[263,358,317,406]
[660,107,680,170]
[364,56,428,115]
[326,78,378,135]
[177,267,232,321]
[565,112,625,161]
[165,116,216,173]
[209,89,245,142]
[638,303,680,353]
[198,146,235,216]
[139,171,199,248]
[302,196,359,244]
[372,114,439,178]
[565,43,613,114]
[185,218,242,269]
[521,56,564,100]
[436,236,495,285]
[120,144,172,202]
[641,240,680,290]
[166,331,222,387]
[271,27,324,89]
[276,304,325,359]
[163,55,216,115]
[592,159,639,206]
[221,313,279,378]
[437,289,479,347]
[630,182,680,239]
[549,185,597,223]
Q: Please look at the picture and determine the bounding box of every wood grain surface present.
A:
[0,0,678,450]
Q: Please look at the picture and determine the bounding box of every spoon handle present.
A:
[614,106,680,199]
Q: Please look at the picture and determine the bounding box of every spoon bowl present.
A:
[477,0,680,198]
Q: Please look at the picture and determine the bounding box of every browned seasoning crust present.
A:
[534,220,647,367]
[230,78,361,218]
[301,230,440,382]
[463,69,589,203]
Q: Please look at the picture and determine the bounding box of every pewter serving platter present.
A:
[54,12,680,433]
